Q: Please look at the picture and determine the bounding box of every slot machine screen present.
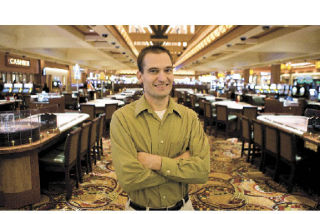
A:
[299,87,305,96]
[292,86,298,96]
[309,89,316,97]
[2,88,9,93]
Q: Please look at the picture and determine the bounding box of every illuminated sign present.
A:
[73,64,81,80]
[6,55,31,67]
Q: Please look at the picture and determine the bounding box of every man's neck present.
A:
[144,94,169,111]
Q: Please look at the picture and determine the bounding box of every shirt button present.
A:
[166,170,170,174]
[160,140,164,144]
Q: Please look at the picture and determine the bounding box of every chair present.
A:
[242,106,258,121]
[77,121,92,182]
[214,104,237,139]
[176,91,183,104]
[190,94,199,112]
[203,101,216,135]
[64,93,77,110]
[198,98,206,117]
[278,129,301,192]
[251,119,265,171]
[88,117,99,170]
[39,127,81,200]
[263,124,280,180]
[183,92,191,107]
[96,113,105,160]
[105,103,118,137]
[239,115,253,162]
[80,104,96,120]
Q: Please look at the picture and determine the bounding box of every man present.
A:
[110,45,210,210]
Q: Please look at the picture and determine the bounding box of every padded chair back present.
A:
[198,98,205,111]
[190,94,196,108]
[252,119,264,147]
[242,106,258,120]
[304,108,320,117]
[80,104,96,120]
[204,101,212,119]
[98,113,106,139]
[105,104,118,120]
[265,125,279,154]
[216,104,228,122]
[79,121,91,155]
[279,129,296,162]
[65,127,81,167]
[241,115,251,141]
[39,104,59,114]
[64,93,74,105]
[89,117,99,148]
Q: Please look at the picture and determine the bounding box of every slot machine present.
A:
[2,83,12,95]
[255,85,261,94]
[277,84,284,95]
[309,88,317,101]
[22,83,33,94]
[12,83,23,94]
[270,84,277,94]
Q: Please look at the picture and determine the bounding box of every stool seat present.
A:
[40,149,65,165]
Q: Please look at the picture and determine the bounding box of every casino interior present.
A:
[1,25,320,210]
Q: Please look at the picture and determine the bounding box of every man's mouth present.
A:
[154,83,169,87]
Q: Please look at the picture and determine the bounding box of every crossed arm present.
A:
[137,151,190,170]
[110,112,210,193]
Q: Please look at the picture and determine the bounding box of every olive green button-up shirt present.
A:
[110,95,210,208]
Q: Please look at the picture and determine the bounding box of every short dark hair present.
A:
[137,45,173,73]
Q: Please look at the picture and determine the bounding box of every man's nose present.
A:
[157,71,167,81]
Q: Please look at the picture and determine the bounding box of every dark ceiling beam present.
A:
[135,45,184,53]
[129,33,193,42]
[150,25,169,39]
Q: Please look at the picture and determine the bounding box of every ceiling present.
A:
[0,25,320,75]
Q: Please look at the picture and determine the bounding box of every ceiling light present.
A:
[89,29,94,32]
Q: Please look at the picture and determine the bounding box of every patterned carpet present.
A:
[10,136,319,210]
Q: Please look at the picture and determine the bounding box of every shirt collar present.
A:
[134,95,182,118]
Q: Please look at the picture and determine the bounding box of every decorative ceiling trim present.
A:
[113,25,139,58]
[175,25,235,68]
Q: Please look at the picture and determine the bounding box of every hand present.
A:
[137,152,162,171]
[174,151,190,160]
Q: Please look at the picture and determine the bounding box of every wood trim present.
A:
[177,26,257,68]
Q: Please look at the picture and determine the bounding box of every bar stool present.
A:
[77,121,92,182]
[239,115,253,162]
[263,124,280,180]
[96,113,105,160]
[39,127,82,200]
[251,119,265,171]
[215,104,237,139]
[88,117,99,170]
[80,104,96,120]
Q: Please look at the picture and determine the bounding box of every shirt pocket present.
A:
[167,129,189,158]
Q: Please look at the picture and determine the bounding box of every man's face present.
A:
[137,52,174,100]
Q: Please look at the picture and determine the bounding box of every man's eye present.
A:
[165,68,173,73]
[149,69,159,73]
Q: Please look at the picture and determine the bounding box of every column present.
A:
[271,64,281,84]
[243,69,250,84]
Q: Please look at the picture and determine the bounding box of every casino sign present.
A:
[6,55,31,67]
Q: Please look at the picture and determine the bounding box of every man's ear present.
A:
[137,71,143,84]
